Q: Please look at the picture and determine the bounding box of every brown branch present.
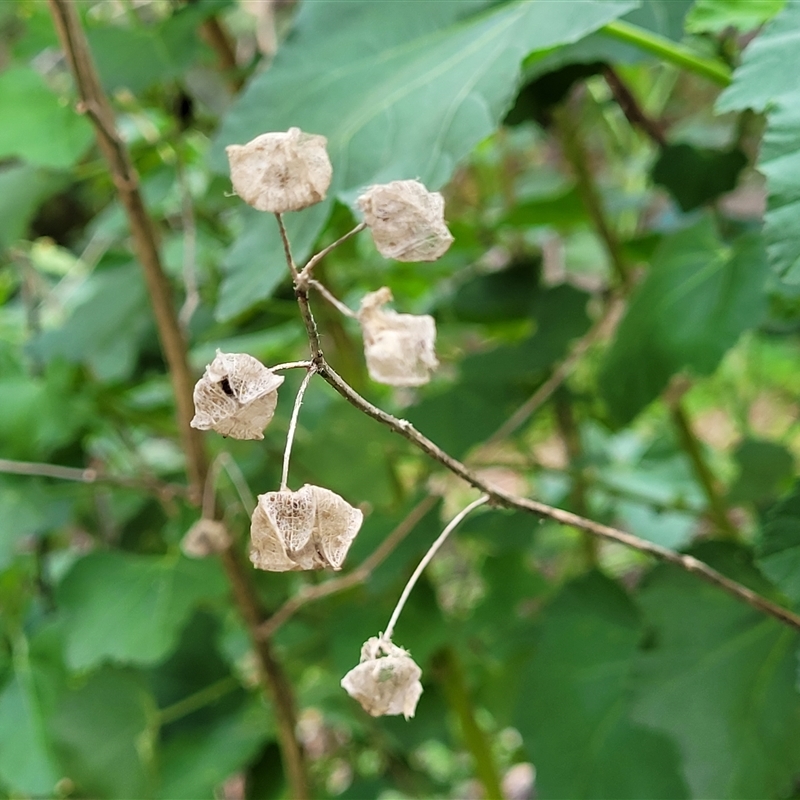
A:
[258,495,438,639]
[602,65,667,147]
[0,457,188,500]
[48,0,207,501]
[287,279,800,632]
[199,16,244,93]
[48,6,311,797]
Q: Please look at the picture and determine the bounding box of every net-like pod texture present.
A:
[191,351,284,440]
[341,637,423,720]
[226,128,332,213]
[358,287,438,387]
[357,179,453,262]
[250,484,363,571]
[181,519,231,558]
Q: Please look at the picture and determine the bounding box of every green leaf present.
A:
[515,572,689,799]
[685,0,786,33]
[58,552,228,671]
[157,695,272,800]
[410,284,591,457]
[89,3,212,94]
[31,264,153,381]
[452,258,541,323]
[211,0,635,318]
[756,482,800,603]
[631,542,800,799]
[727,438,795,505]
[0,164,67,251]
[599,220,769,424]
[0,628,65,796]
[0,67,93,169]
[717,1,800,281]
[651,143,747,212]
[50,668,157,800]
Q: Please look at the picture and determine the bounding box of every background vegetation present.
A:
[2,1,800,798]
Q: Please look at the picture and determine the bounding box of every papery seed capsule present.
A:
[191,351,284,440]
[358,287,438,387]
[226,128,333,213]
[357,179,453,262]
[341,637,423,720]
[181,518,231,558]
[249,484,363,572]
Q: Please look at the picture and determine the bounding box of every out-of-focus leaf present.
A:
[211,0,635,318]
[0,479,73,569]
[410,284,591,457]
[157,694,272,800]
[685,0,786,33]
[515,572,689,799]
[499,186,587,228]
[728,438,794,505]
[599,220,768,424]
[0,164,67,250]
[0,68,93,169]
[452,258,541,323]
[651,143,747,212]
[756,483,800,603]
[57,552,228,670]
[0,627,65,796]
[89,3,213,94]
[31,264,153,381]
[50,668,157,800]
[632,542,800,799]
[718,1,800,281]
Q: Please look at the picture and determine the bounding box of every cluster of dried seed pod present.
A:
[191,351,284,440]
[358,286,438,387]
[340,636,423,720]
[187,128,460,723]
[250,483,363,571]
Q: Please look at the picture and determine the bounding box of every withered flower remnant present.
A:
[358,287,438,387]
[341,637,423,720]
[181,518,231,558]
[250,484,363,571]
[357,179,454,262]
[226,127,333,213]
[191,351,284,440]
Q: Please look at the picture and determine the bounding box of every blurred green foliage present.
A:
[1,1,800,798]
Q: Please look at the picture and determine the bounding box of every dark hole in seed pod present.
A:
[220,378,234,397]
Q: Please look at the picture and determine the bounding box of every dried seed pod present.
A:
[226,128,333,213]
[249,484,363,572]
[358,287,438,387]
[357,179,454,262]
[181,518,231,558]
[341,637,423,720]
[191,351,284,440]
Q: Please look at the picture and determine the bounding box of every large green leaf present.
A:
[50,668,158,800]
[515,572,689,799]
[632,543,800,799]
[31,264,153,382]
[57,552,228,671]
[0,164,67,251]
[685,0,786,33]
[0,67,93,169]
[599,220,769,424]
[409,284,591,457]
[210,0,635,319]
[157,695,272,800]
[756,483,800,603]
[717,1,800,281]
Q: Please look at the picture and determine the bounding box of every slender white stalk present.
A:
[218,452,256,514]
[383,495,489,641]
[280,367,316,491]
[301,222,367,279]
[271,360,313,372]
[308,279,357,318]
